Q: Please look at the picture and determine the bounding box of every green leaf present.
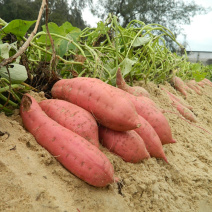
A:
[132,37,150,47]
[0,20,36,39]
[42,22,65,35]
[192,72,207,82]
[60,22,81,34]
[37,22,81,57]
[120,58,136,76]
[0,64,28,83]
[0,43,11,59]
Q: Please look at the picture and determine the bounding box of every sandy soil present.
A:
[0,82,212,212]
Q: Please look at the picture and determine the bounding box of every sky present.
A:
[70,0,212,52]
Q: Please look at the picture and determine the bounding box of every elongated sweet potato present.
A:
[39,99,99,147]
[20,94,114,187]
[99,126,150,163]
[134,115,168,163]
[186,80,202,95]
[197,81,205,88]
[51,77,141,131]
[161,87,192,110]
[126,93,176,145]
[171,76,187,97]
[116,67,150,98]
[171,99,197,122]
[203,78,212,87]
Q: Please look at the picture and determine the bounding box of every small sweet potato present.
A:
[171,76,187,97]
[186,80,202,95]
[20,94,115,187]
[171,99,197,122]
[39,99,99,147]
[203,78,212,87]
[51,77,141,131]
[134,115,168,162]
[99,126,150,163]
[161,87,192,110]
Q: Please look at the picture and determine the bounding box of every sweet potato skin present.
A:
[99,126,150,163]
[161,87,193,110]
[51,77,141,131]
[187,80,202,95]
[171,99,197,122]
[134,115,168,162]
[203,78,212,87]
[171,76,187,97]
[39,99,99,147]
[126,93,176,145]
[20,94,114,187]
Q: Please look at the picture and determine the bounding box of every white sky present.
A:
[69,0,212,52]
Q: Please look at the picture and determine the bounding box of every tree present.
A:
[0,0,88,29]
[90,0,210,50]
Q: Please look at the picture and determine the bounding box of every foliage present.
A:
[0,15,212,114]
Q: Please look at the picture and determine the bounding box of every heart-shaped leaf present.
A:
[0,64,28,83]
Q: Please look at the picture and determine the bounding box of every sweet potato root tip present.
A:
[22,95,32,112]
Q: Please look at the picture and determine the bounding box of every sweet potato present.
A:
[171,99,197,122]
[186,80,202,95]
[134,115,168,162]
[99,126,150,163]
[20,94,114,187]
[184,84,193,93]
[116,67,150,98]
[171,76,187,97]
[39,99,99,147]
[126,93,176,145]
[203,78,212,87]
[197,81,205,88]
[51,77,141,131]
[161,87,192,110]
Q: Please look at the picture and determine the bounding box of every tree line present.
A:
[0,0,210,46]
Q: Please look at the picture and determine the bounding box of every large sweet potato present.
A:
[20,94,114,187]
[51,77,141,131]
[99,126,150,163]
[39,99,99,147]
[134,115,168,162]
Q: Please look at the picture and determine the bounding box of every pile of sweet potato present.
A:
[22,73,201,187]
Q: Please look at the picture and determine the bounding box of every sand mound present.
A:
[0,83,212,212]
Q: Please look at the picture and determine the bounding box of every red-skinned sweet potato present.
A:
[20,94,114,187]
[51,77,141,131]
[186,80,202,95]
[203,78,212,87]
[171,99,197,122]
[134,115,168,163]
[161,87,193,110]
[171,76,187,97]
[125,93,176,145]
[99,126,150,163]
[39,99,99,147]
[116,67,150,98]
